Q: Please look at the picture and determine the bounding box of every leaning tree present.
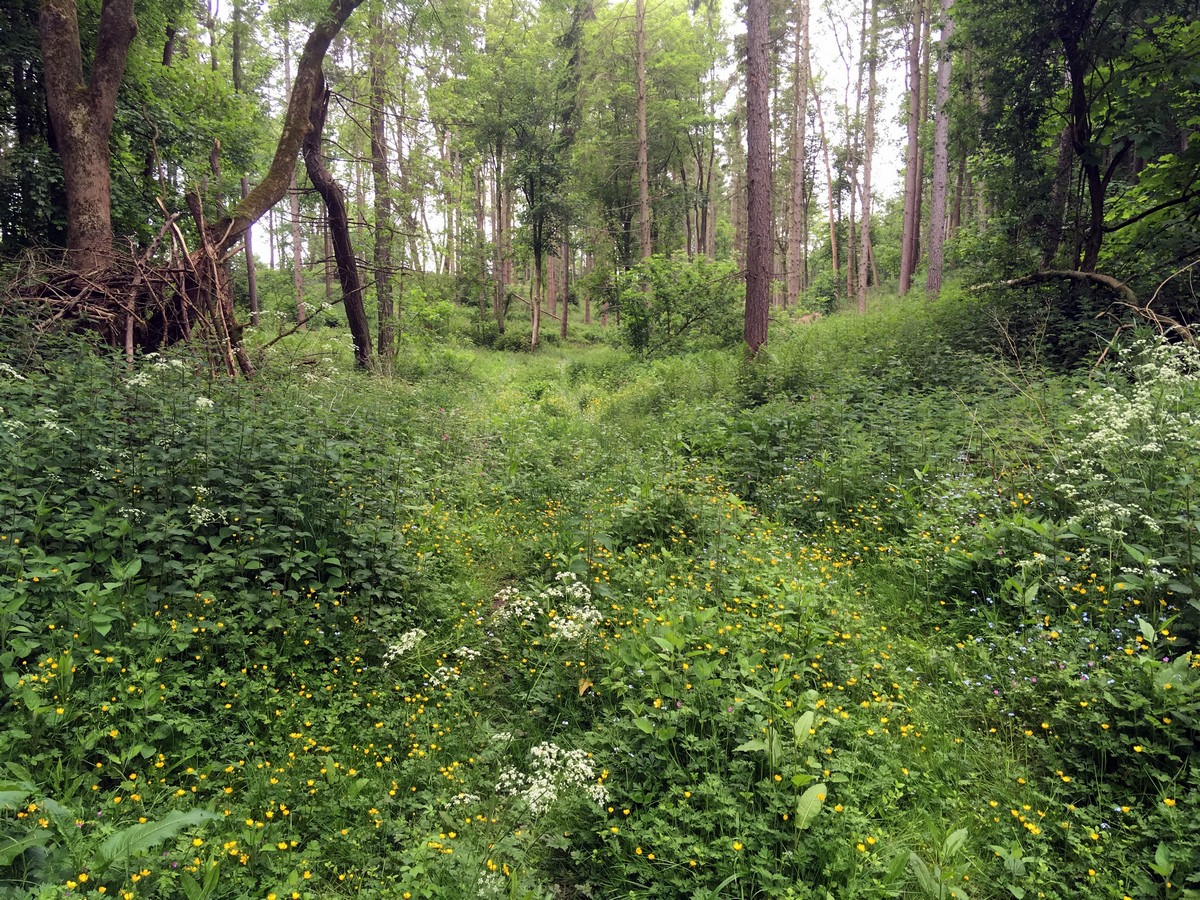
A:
[33,0,367,375]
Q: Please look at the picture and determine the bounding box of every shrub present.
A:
[619,255,743,356]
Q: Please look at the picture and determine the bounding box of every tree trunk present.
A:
[532,245,542,350]
[303,72,373,370]
[38,0,137,273]
[950,151,965,236]
[548,248,559,318]
[811,83,838,281]
[230,2,258,327]
[744,0,770,355]
[1041,121,1074,268]
[209,0,367,254]
[241,178,260,325]
[493,156,508,330]
[924,0,953,298]
[786,0,809,308]
[897,0,923,295]
[205,0,218,71]
[560,236,570,341]
[914,0,931,261]
[635,0,652,259]
[584,249,592,324]
[282,23,307,326]
[369,3,394,363]
[473,169,487,317]
[857,0,878,313]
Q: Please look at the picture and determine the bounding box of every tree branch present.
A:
[971,269,1137,304]
[213,0,367,253]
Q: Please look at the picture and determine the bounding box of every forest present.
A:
[1,0,1199,896]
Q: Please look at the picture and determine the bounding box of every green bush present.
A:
[619,255,743,356]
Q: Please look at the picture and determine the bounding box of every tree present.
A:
[923,0,953,298]
[302,70,373,370]
[856,0,878,313]
[744,0,771,355]
[38,0,137,272]
[635,0,652,259]
[897,0,926,295]
[505,1,580,349]
[786,0,810,307]
[958,0,1200,279]
[368,2,395,362]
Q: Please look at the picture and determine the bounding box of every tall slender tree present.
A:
[744,0,771,355]
[635,0,652,259]
[924,0,954,297]
[856,0,878,313]
[897,0,924,294]
[369,3,395,362]
[786,0,810,307]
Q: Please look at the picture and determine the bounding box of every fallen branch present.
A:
[971,269,1137,305]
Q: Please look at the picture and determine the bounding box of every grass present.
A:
[1,293,1197,899]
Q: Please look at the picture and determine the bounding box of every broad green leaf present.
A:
[908,853,938,896]
[794,782,828,830]
[733,738,768,753]
[95,809,221,873]
[793,710,815,746]
[0,829,51,867]
[942,827,969,859]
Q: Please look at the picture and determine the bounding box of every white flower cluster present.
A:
[491,585,539,625]
[0,410,22,440]
[187,504,224,528]
[543,570,593,603]
[195,396,215,410]
[187,484,226,529]
[549,604,603,641]
[543,572,602,641]
[0,362,26,380]
[443,791,481,808]
[491,575,604,641]
[145,353,185,371]
[427,646,479,687]
[1049,337,1200,540]
[475,872,506,898]
[126,354,185,388]
[38,408,73,435]
[496,741,608,817]
[383,628,427,666]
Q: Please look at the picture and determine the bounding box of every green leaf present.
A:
[1149,842,1172,877]
[633,717,654,734]
[733,738,768,753]
[942,827,969,859]
[908,853,939,896]
[794,782,828,830]
[0,829,52,867]
[0,780,34,810]
[793,710,815,746]
[94,809,221,874]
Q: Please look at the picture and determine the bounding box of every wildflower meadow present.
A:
[1,297,1198,899]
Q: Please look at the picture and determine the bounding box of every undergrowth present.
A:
[1,298,1197,899]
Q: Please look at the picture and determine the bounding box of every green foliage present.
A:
[620,255,743,356]
[3,293,1200,899]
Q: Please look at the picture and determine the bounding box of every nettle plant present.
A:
[1047,336,1200,635]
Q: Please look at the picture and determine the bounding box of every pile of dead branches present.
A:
[3,213,252,376]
